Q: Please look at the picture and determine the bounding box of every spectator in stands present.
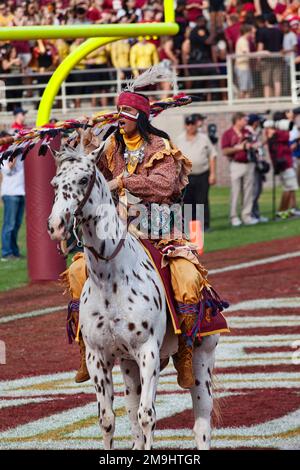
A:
[257,13,284,98]
[282,20,298,58]
[186,0,205,26]
[235,24,255,99]
[0,2,13,27]
[182,16,216,101]
[109,39,131,80]
[253,0,275,17]
[174,1,189,58]
[158,36,178,98]
[12,5,27,26]
[176,114,217,231]
[282,20,298,95]
[214,29,228,101]
[0,42,22,111]
[209,0,225,34]
[86,0,104,23]
[84,45,111,108]
[25,1,42,25]
[117,0,142,23]
[11,106,28,132]
[68,2,91,24]
[68,37,87,108]
[0,127,25,262]
[130,38,159,77]
[221,112,258,227]
[266,111,300,218]
[225,14,241,53]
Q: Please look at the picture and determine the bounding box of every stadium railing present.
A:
[0,53,299,116]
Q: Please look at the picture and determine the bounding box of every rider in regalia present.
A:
[61,66,229,389]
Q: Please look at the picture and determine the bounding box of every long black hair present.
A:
[114,110,170,153]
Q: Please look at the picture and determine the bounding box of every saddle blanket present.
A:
[139,239,229,338]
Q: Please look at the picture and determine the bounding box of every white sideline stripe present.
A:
[210,250,300,275]
[227,297,300,312]
[0,305,66,324]
[1,251,299,325]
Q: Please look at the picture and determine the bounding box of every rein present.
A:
[71,168,127,262]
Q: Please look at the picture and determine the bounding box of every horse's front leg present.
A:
[191,334,219,450]
[86,346,115,449]
[120,359,144,450]
[137,339,160,450]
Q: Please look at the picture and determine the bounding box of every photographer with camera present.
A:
[221,112,258,227]
[265,112,300,218]
[246,114,270,223]
[176,114,217,231]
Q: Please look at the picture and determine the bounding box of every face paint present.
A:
[119,110,140,122]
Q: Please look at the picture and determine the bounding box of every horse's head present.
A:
[47,140,105,241]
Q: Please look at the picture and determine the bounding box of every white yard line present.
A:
[0,305,66,324]
[210,250,300,275]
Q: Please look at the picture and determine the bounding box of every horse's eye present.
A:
[79,177,88,185]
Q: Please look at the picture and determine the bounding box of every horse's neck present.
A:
[81,170,132,279]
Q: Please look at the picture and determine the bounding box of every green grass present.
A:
[0,186,299,292]
[205,187,300,252]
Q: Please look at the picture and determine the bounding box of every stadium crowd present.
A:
[0,0,300,108]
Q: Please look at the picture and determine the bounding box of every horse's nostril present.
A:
[58,218,65,230]
[65,212,70,224]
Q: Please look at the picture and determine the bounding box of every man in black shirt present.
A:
[257,13,283,98]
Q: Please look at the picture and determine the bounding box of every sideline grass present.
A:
[0,187,299,291]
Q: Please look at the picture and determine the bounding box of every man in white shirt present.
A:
[1,142,25,260]
[175,115,217,231]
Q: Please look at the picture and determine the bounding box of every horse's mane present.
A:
[55,142,87,167]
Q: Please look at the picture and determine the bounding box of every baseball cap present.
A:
[13,107,28,116]
[185,115,198,125]
[293,107,300,115]
[248,113,261,125]
[191,113,207,121]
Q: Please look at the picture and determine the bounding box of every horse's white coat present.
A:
[48,143,218,450]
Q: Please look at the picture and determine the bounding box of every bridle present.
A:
[61,168,127,262]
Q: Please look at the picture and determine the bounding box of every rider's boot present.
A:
[75,333,90,383]
[173,312,197,389]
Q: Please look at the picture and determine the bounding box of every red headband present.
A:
[117,91,150,118]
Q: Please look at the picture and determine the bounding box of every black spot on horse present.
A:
[132,269,143,282]
[128,323,135,331]
[205,380,212,397]
[142,321,148,329]
[195,379,200,386]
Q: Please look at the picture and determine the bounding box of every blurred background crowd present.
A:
[0,0,300,109]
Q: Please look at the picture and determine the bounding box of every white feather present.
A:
[124,63,174,92]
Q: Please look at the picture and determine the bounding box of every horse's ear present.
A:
[89,141,106,165]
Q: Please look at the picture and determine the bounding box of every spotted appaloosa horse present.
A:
[47,142,219,450]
